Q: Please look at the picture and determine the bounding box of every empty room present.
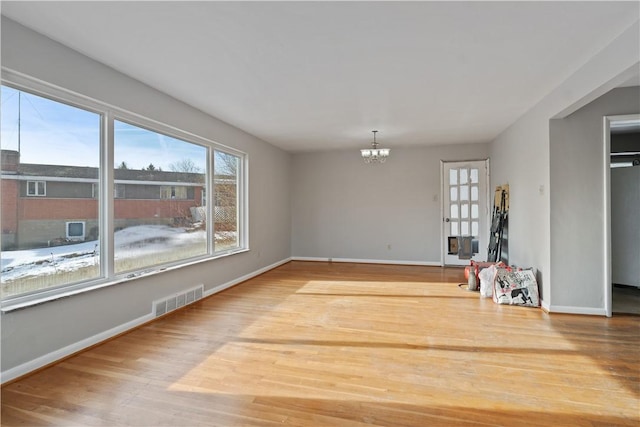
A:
[1,2,639,426]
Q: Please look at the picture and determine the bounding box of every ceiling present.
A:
[2,1,639,153]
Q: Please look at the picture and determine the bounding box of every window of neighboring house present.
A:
[1,85,101,299]
[26,180,46,196]
[1,79,247,306]
[160,185,188,200]
[114,183,126,199]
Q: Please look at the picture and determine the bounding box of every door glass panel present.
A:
[460,169,468,184]
[451,221,459,236]
[450,204,458,219]
[470,168,479,183]
[449,169,458,185]
[471,186,478,201]
[450,187,458,201]
[461,203,469,219]
[471,204,479,219]
[461,221,469,235]
[472,221,479,236]
[460,185,469,201]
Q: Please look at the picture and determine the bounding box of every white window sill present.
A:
[1,248,249,313]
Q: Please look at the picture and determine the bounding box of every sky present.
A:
[1,86,208,171]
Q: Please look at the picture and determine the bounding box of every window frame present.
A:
[1,71,249,310]
[26,180,46,196]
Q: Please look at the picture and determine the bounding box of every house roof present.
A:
[11,163,219,184]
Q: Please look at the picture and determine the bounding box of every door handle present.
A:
[445,218,450,222]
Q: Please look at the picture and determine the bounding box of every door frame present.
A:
[440,158,490,266]
[603,113,640,317]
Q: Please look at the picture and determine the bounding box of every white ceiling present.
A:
[2,1,639,153]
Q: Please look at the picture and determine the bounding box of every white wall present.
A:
[0,18,292,378]
[550,87,640,309]
[611,165,640,287]
[490,20,639,313]
[291,143,489,264]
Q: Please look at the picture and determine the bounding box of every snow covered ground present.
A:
[1,225,215,283]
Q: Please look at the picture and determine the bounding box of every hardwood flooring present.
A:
[2,261,639,426]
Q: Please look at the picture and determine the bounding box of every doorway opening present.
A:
[604,114,640,316]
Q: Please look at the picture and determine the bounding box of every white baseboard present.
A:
[203,257,292,298]
[1,312,154,384]
[540,299,550,312]
[1,257,292,385]
[546,304,607,316]
[291,256,441,267]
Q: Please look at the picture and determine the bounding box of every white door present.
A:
[442,160,489,266]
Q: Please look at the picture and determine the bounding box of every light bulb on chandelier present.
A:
[360,130,390,164]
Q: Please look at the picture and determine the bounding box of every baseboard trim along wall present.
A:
[540,299,550,313]
[0,257,293,385]
[203,258,292,298]
[0,312,154,385]
[546,305,607,316]
[291,256,442,267]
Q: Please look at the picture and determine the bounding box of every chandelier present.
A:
[360,130,390,163]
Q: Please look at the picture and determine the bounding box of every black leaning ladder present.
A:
[487,188,507,263]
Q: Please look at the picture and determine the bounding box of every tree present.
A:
[145,163,156,171]
[215,152,237,176]
[117,161,129,169]
[169,158,202,173]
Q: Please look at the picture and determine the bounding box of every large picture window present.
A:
[1,81,247,305]
[113,120,207,274]
[214,151,241,252]
[1,86,101,298]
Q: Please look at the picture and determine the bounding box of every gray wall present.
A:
[490,20,638,313]
[1,18,291,374]
[291,143,489,263]
[611,165,640,287]
[550,87,640,308]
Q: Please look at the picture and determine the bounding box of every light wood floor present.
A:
[2,261,639,426]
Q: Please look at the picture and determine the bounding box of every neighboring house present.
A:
[1,150,235,250]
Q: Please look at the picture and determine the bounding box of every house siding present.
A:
[1,152,209,249]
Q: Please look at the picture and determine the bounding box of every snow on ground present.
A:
[1,225,209,283]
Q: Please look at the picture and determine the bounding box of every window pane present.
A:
[1,86,101,297]
[471,185,479,201]
[461,203,469,219]
[470,168,479,184]
[214,151,240,251]
[461,221,469,235]
[460,168,468,184]
[449,169,457,185]
[460,185,469,201]
[450,187,458,201]
[471,204,479,219]
[472,221,479,236]
[450,204,458,219]
[113,120,207,273]
[450,221,459,236]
